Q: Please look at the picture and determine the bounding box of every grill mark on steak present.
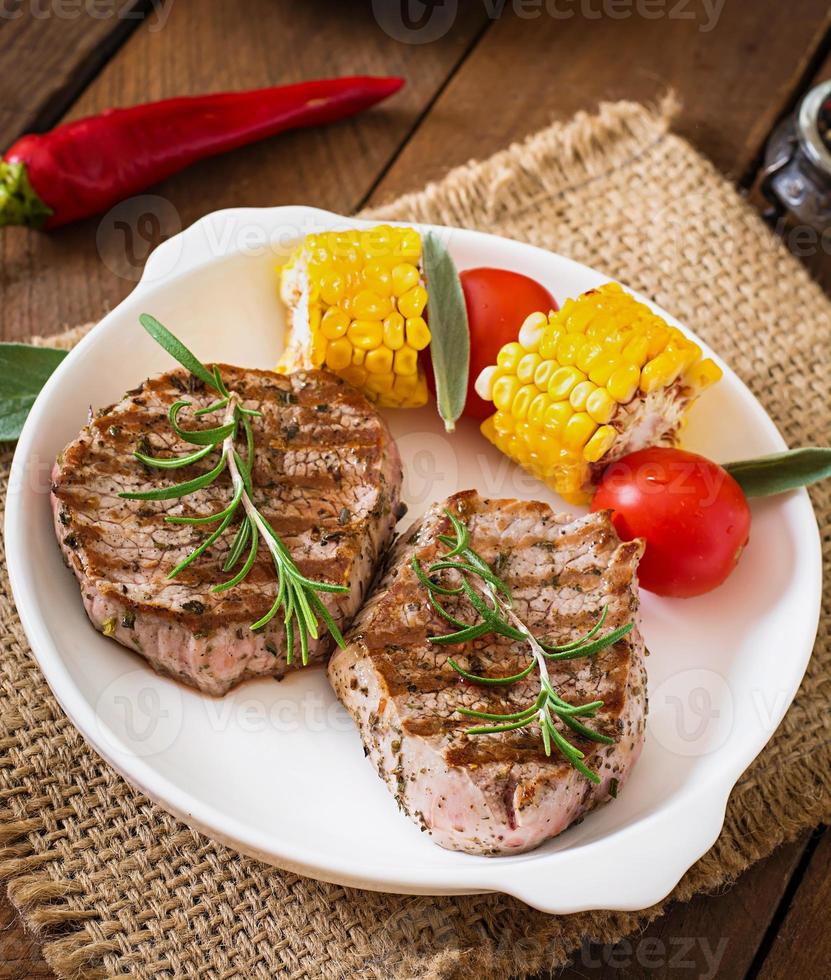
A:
[328,490,648,856]
[52,365,402,695]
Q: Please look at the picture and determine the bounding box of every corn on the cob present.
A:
[475,282,722,504]
[277,225,430,408]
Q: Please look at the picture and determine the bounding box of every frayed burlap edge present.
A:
[0,96,828,980]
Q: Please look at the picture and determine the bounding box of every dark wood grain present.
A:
[366,2,831,207]
[0,0,151,147]
[0,886,52,980]
[0,0,489,340]
[755,828,831,980]
[554,836,809,979]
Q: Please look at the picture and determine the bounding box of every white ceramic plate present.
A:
[6,207,822,913]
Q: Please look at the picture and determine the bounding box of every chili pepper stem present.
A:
[0,160,53,229]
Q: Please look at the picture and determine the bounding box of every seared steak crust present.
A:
[52,366,402,695]
[328,490,647,855]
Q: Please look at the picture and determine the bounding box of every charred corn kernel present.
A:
[383,312,405,350]
[511,384,536,420]
[584,425,617,463]
[348,320,383,350]
[278,225,429,407]
[405,316,431,351]
[518,312,548,351]
[476,281,723,501]
[534,359,556,390]
[392,262,420,294]
[393,346,418,376]
[365,347,394,375]
[548,366,584,400]
[398,285,428,318]
[569,379,596,412]
[325,338,352,371]
[321,307,349,340]
[493,375,521,412]
[517,352,541,384]
[585,387,616,424]
[475,364,499,401]
[497,342,524,372]
[527,393,549,427]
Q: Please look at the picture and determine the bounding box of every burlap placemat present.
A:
[1,98,829,979]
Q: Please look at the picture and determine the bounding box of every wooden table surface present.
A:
[1,2,829,977]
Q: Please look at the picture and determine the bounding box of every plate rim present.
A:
[5,204,823,913]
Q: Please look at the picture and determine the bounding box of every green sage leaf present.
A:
[422,232,469,432]
[724,448,831,497]
[0,344,67,441]
[139,314,219,391]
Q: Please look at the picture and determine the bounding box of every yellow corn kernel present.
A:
[684,357,723,391]
[556,332,583,366]
[544,400,572,431]
[348,320,383,350]
[319,272,346,307]
[517,352,542,384]
[325,338,352,371]
[405,316,431,351]
[393,346,418,376]
[527,393,549,427]
[569,379,596,412]
[585,387,617,424]
[393,228,421,260]
[493,375,521,412]
[518,312,548,351]
[534,359,555,391]
[364,373,395,395]
[363,261,394,296]
[321,307,349,340]
[583,425,617,463]
[475,365,499,402]
[398,285,428,318]
[548,366,585,400]
[563,412,597,452]
[621,334,650,367]
[641,351,683,393]
[538,326,563,359]
[365,347,394,375]
[391,262,420,295]
[511,384,536,421]
[587,357,617,387]
[575,341,603,375]
[382,311,405,350]
[340,364,367,387]
[607,363,640,403]
[497,342,524,372]
[352,348,365,366]
[492,410,515,435]
[352,290,393,320]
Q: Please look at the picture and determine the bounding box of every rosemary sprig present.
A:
[414,510,634,783]
[118,314,349,665]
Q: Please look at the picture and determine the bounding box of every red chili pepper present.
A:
[0,76,404,230]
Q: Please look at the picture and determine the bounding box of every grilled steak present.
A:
[52,366,402,695]
[328,490,647,855]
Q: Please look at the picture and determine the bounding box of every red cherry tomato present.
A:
[425,267,557,420]
[591,447,751,598]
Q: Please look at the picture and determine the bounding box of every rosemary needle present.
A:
[118,314,348,665]
[414,509,633,783]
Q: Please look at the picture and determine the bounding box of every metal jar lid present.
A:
[761,79,831,229]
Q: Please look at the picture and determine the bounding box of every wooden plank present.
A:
[366,1,831,206]
[0,0,152,147]
[0,0,489,341]
[551,836,808,979]
[755,828,831,979]
[0,886,52,980]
